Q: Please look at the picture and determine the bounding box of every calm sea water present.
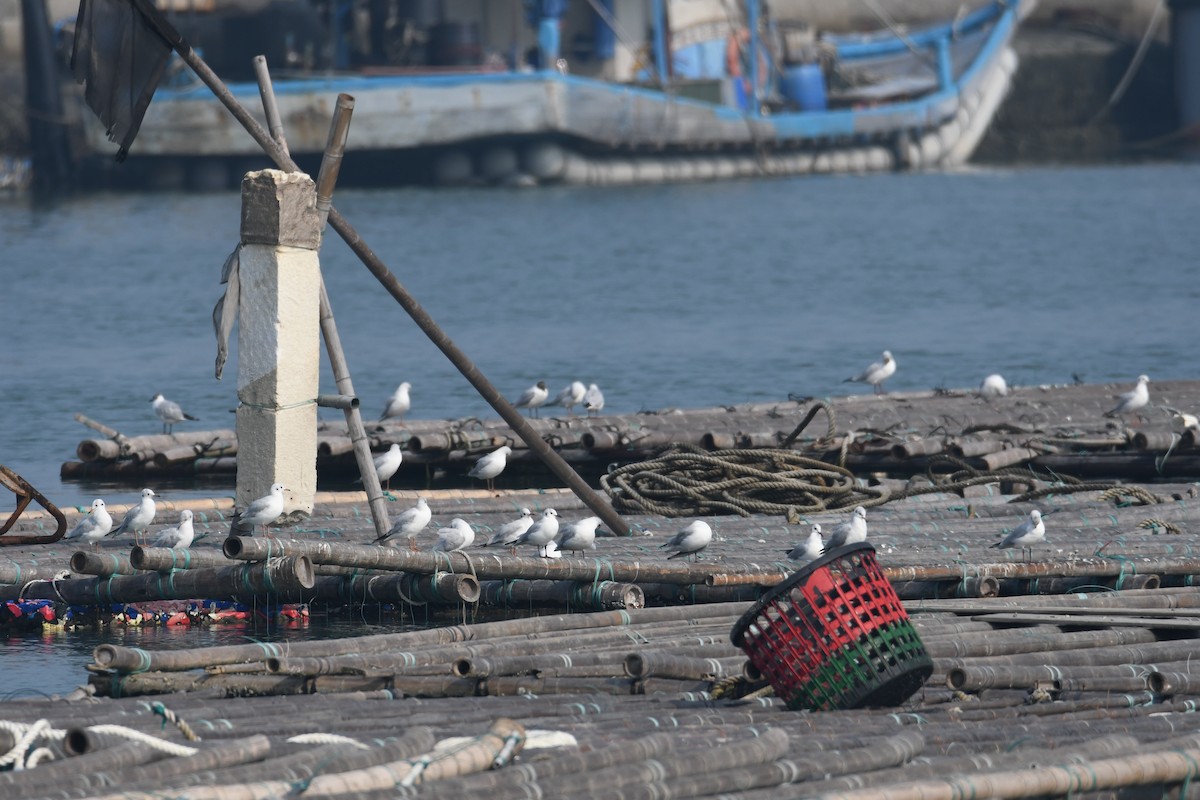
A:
[0,162,1196,694]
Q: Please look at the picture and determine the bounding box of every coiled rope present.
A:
[601,419,1166,518]
[602,444,891,518]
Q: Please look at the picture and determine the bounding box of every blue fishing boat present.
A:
[69,0,1034,189]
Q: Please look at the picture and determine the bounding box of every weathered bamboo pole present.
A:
[921,626,1154,659]
[793,734,1145,798]
[946,664,1157,692]
[507,728,791,800]
[136,726,437,794]
[306,571,480,607]
[623,650,745,680]
[0,562,68,585]
[90,671,312,697]
[1147,670,1200,695]
[4,556,314,606]
[940,638,1200,671]
[814,747,1200,800]
[89,602,747,673]
[225,534,771,586]
[130,546,235,572]
[75,428,237,462]
[69,550,137,577]
[476,579,644,610]
[450,651,629,678]
[30,736,273,799]
[405,731,681,800]
[261,620,738,678]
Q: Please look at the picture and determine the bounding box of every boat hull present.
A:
[71,0,1030,189]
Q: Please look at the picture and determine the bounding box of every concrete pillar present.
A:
[236,169,322,518]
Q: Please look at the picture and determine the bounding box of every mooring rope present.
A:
[151,701,201,742]
[601,433,1166,518]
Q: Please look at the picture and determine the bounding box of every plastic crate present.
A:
[730,542,931,711]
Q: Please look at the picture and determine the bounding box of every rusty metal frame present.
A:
[0,465,67,544]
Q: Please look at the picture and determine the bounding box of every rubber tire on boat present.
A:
[432,150,474,185]
[478,145,519,182]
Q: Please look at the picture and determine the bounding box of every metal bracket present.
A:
[0,465,67,544]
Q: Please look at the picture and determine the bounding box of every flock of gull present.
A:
[69,360,1162,564]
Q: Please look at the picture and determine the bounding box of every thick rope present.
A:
[287,733,372,749]
[601,439,1168,518]
[152,701,201,742]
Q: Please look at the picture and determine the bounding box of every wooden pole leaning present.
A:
[251,63,389,540]
[129,0,629,536]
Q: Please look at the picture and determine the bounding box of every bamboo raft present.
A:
[7,588,1200,798]
[59,380,1200,489]
[0,470,1198,795]
[2,381,1198,797]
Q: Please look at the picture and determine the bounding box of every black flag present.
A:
[69,0,178,161]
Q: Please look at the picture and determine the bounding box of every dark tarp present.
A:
[70,0,177,160]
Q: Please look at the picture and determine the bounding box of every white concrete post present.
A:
[235,169,322,519]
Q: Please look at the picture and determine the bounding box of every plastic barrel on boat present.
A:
[782,63,827,111]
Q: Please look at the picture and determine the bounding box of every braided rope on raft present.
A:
[600,403,1167,517]
[0,718,200,769]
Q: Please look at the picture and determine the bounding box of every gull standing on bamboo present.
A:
[786,523,825,563]
[380,382,411,422]
[231,483,287,536]
[368,443,403,491]
[556,516,601,555]
[432,518,475,552]
[108,488,157,545]
[583,383,605,416]
[483,507,534,553]
[513,381,549,418]
[468,445,512,491]
[660,520,713,561]
[844,351,896,395]
[515,508,559,557]
[151,393,198,434]
[65,499,112,550]
[151,510,195,549]
[553,381,586,415]
[1104,375,1150,421]
[978,373,1009,400]
[990,509,1045,561]
[375,497,431,550]
[826,506,868,549]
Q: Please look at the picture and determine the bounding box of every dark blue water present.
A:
[1,163,1196,694]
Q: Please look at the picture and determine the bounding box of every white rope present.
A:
[81,725,199,757]
[25,747,55,768]
[286,733,371,749]
[0,720,63,769]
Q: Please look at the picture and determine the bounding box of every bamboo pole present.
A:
[477,579,644,610]
[408,731,680,800]
[623,650,745,680]
[0,562,68,585]
[89,602,747,673]
[224,535,759,586]
[813,747,1200,800]
[305,571,481,607]
[69,550,137,577]
[7,556,314,607]
[130,545,235,572]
